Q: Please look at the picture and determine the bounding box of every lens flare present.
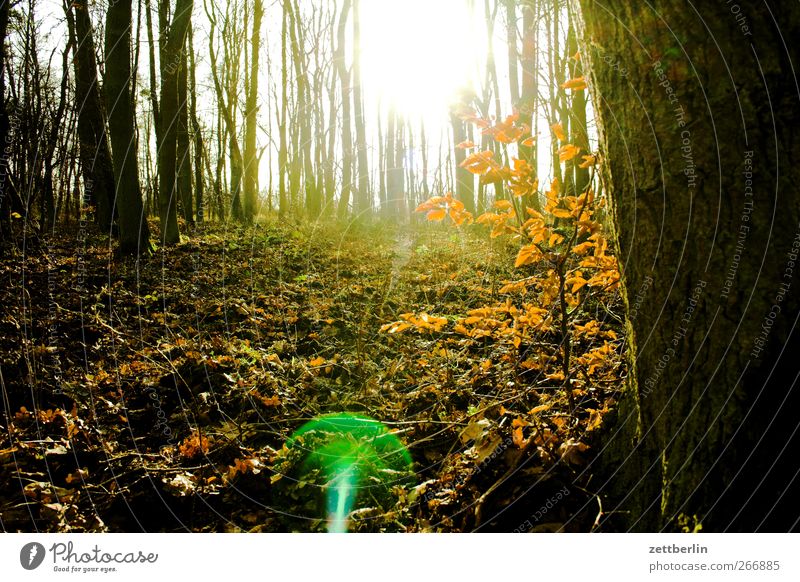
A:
[283,413,414,533]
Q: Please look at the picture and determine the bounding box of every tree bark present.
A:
[277,1,288,216]
[243,0,263,223]
[176,47,193,224]
[335,0,352,219]
[105,0,152,254]
[286,0,318,217]
[352,0,370,216]
[566,7,589,194]
[518,0,537,175]
[68,2,117,232]
[157,0,192,244]
[505,0,519,106]
[450,102,475,215]
[576,0,800,531]
[188,22,204,222]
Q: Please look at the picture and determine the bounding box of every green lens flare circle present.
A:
[282,413,414,532]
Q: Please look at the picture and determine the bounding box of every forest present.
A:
[1,0,799,534]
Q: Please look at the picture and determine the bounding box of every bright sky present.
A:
[359,0,485,123]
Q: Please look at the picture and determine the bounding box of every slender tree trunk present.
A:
[324,67,337,212]
[576,0,800,532]
[176,48,193,224]
[145,0,160,201]
[385,107,396,216]
[42,41,70,232]
[420,118,429,199]
[505,0,519,106]
[286,0,317,217]
[243,0,263,223]
[105,0,152,253]
[188,23,204,222]
[335,0,352,219]
[277,2,288,216]
[352,0,370,215]
[377,105,386,212]
[566,7,589,194]
[518,0,537,182]
[450,101,475,215]
[394,114,405,218]
[0,0,11,241]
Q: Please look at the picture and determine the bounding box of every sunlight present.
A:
[359,0,483,121]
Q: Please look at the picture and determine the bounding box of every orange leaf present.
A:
[520,136,536,147]
[550,123,566,142]
[512,426,527,448]
[515,244,541,268]
[558,144,581,162]
[427,208,447,222]
[260,395,281,407]
[460,150,498,175]
[530,404,552,415]
[561,76,587,91]
[456,140,476,149]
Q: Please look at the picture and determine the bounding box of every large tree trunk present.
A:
[576,0,800,531]
[157,0,193,244]
[105,0,151,254]
[68,2,117,233]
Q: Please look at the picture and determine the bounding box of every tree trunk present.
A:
[243,0,263,223]
[68,2,117,232]
[188,23,204,223]
[145,0,160,200]
[576,0,800,532]
[0,0,10,242]
[518,0,537,179]
[505,0,519,106]
[287,0,318,218]
[352,0,370,216]
[335,0,352,219]
[277,1,288,217]
[450,103,475,215]
[157,0,192,244]
[105,0,152,254]
[42,40,70,232]
[566,7,589,194]
[176,48,193,224]
[393,114,405,218]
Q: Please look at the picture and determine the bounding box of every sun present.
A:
[359,0,483,122]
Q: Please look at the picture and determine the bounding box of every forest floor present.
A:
[0,219,624,532]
